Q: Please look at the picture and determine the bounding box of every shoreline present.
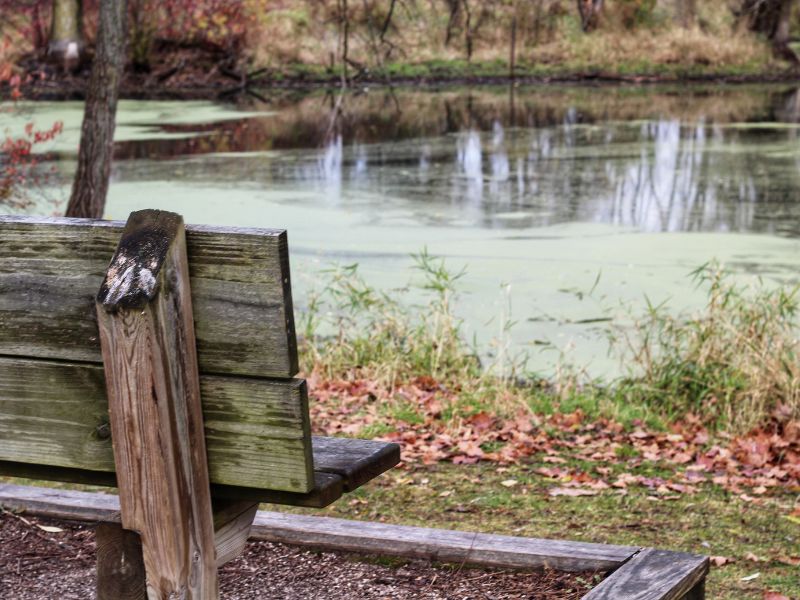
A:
[5,61,800,102]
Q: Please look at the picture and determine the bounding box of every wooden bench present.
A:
[0,210,709,599]
[0,210,400,598]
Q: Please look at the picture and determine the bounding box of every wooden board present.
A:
[0,356,314,493]
[96,209,218,596]
[211,500,259,566]
[249,512,635,572]
[0,215,298,378]
[0,466,344,508]
[583,548,709,600]
[311,437,400,491]
[0,484,638,574]
[0,436,399,509]
[96,523,147,600]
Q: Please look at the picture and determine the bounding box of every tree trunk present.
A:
[577,0,604,32]
[444,0,460,46]
[65,0,127,219]
[741,0,799,62]
[49,0,82,71]
[676,0,696,28]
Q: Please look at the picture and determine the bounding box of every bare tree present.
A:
[676,0,697,28]
[444,0,460,46]
[337,0,349,84]
[577,0,604,32]
[49,0,82,71]
[740,0,798,62]
[65,0,127,219]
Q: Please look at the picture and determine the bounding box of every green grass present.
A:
[261,56,784,85]
[277,462,800,600]
[303,258,800,436]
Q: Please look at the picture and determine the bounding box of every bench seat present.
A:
[1,436,400,508]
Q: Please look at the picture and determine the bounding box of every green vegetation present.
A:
[301,256,800,434]
[2,1,799,93]
[300,249,480,389]
[250,0,791,83]
[293,254,800,597]
[613,265,800,432]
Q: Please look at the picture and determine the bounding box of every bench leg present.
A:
[681,579,705,600]
[96,522,146,600]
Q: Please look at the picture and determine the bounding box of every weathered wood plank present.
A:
[211,499,259,566]
[0,484,639,573]
[250,512,635,572]
[0,214,298,378]
[0,465,344,508]
[96,209,217,597]
[311,436,401,491]
[0,356,314,493]
[96,523,147,600]
[582,548,709,600]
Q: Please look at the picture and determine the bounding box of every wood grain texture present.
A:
[0,445,394,508]
[0,357,314,493]
[251,512,636,572]
[0,214,298,377]
[96,210,217,598]
[0,463,345,509]
[0,484,639,574]
[96,523,147,600]
[311,437,400,491]
[582,548,709,600]
[211,499,259,566]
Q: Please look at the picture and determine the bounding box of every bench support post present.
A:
[96,522,147,599]
[681,579,705,600]
[96,210,218,599]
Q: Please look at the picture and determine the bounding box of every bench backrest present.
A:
[0,215,314,494]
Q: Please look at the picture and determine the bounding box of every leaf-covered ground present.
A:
[301,372,800,600]
[311,374,800,498]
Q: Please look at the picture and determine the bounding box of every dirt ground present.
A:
[0,511,600,599]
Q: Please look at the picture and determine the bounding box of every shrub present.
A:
[614,264,800,432]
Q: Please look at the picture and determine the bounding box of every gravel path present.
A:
[0,510,599,599]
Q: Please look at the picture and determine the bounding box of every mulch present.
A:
[0,510,599,599]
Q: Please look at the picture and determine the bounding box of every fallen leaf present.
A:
[710,556,734,566]
[468,411,495,432]
[500,479,519,488]
[36,524,64,533]
[744,552,764,563]
[438,490,453,497]
[740,572,760,582]
[548,487,599,497]
[763,592,790,600]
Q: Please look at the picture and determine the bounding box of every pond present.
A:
[4,84,800,377]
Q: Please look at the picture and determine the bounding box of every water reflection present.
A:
[40,85,800,237]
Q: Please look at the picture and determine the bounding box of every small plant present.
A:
[1,120,64,209]
[298,249,480,388]
[613,263,800,432]
[616,0,658,29]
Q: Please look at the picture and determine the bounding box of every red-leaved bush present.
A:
[1,121,64,207]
